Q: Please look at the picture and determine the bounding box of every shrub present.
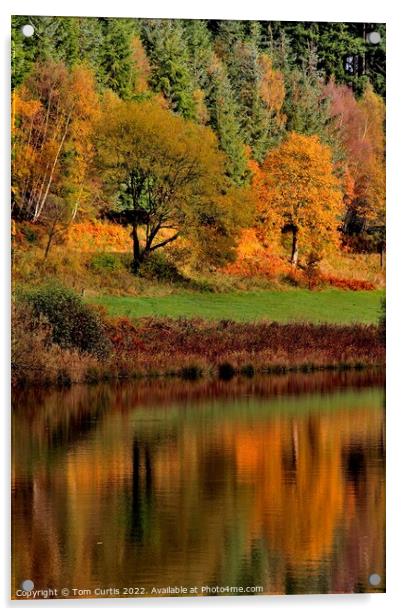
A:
[11,301,100,386]
[56,368,72,387]
[218,362,236,380]
[281,269,305,288]
[139,252,186,283]
[319,273,375,291]
[240,364,255,378]
[20,223,39,244]
[22,283,110,358]
[188,278,215,293]
[180,364,204,380]
[89,252,123,273]
[305,253,322,289]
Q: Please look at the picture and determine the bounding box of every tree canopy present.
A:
[96,98,251,271]
[11,17,385,266]
[253,133,344,265]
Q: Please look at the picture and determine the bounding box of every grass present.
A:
[88,288,384,325]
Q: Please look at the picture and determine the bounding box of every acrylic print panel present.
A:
[11,15,386,600]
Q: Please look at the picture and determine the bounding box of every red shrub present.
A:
[320,273,375,291]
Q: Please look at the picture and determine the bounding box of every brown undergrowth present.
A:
[12,311,385,386]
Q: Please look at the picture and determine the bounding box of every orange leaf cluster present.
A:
[66,222,132,252]
[222,228,287,277]
[252,132,344,261]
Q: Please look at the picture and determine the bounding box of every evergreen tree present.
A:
[206,54,248,184]
[11,16,36,89]
[183,20,213,89]
[226,40,281,162]
[245,21,262,48]
[11,16,136,97]
[268,21,385,97]
[283,66,343,164]
[141,19,196,118]
[12,16,62,87]
[98,18,138,99]
[214,20,245,59]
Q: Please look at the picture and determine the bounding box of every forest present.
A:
[11,16,386,385]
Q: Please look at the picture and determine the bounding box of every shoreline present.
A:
[12,316,385,388]
[11,364,386,399]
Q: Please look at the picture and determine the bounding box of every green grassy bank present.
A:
[88,289,384,324]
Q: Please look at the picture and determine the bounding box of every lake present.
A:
[12,370,385,599]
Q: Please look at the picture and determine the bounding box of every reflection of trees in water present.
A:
[12,368,384,443]
[12,375,385,597]
[130,440,153,544]
[230,411,384,594]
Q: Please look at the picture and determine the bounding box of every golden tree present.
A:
[96,98,251,272]
[12,61,100,252]
[254,132,343,266]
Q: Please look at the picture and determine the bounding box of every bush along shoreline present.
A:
[12,285,385,387]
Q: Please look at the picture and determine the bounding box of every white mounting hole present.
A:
[366,31,381,45]
[368,573,381,586]
[21,24,35,38]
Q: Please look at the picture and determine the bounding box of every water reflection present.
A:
[12,370,385,597]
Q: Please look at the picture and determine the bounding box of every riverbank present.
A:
[12,315,385,387]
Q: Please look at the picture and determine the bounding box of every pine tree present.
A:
[183,20,213,89]
[205,54,248,185]
[98,18,138,99]
[246,21,262,48]
[225,40,284,162]
[283,66,343,165]
[12,16,35,89]
[141,19,196,119]
[214,20,245,59]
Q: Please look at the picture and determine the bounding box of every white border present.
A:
[1,1,401,614]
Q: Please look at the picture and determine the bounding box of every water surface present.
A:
[12,370,385,598]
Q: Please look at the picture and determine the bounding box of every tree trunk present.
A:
[33,110,72,222]
[44,219,58,260]
[131,223,142,273]
[290,227,299,267]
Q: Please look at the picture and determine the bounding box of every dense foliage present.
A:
[11,16,385,274]
[21,283,110,357]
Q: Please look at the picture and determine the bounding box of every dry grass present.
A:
[320,251,385,289]
[13,222,385,298]
[12,308,385,386]
[102,317,385,379]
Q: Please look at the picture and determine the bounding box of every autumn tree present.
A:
[12,61,100,238]
[130,35,151,94]
[356,85,385,228]
[254,132,343,266]
[324,80,385,259]
[95,98,250,272]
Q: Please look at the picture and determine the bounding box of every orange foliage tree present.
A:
[130,35,150,94]
[324,80,385,234]
[253,132,343,266]
[356,85,385,228]
[258,53,286,131]
[12,61,100,229]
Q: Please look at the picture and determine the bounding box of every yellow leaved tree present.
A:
[253,132,343,266]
